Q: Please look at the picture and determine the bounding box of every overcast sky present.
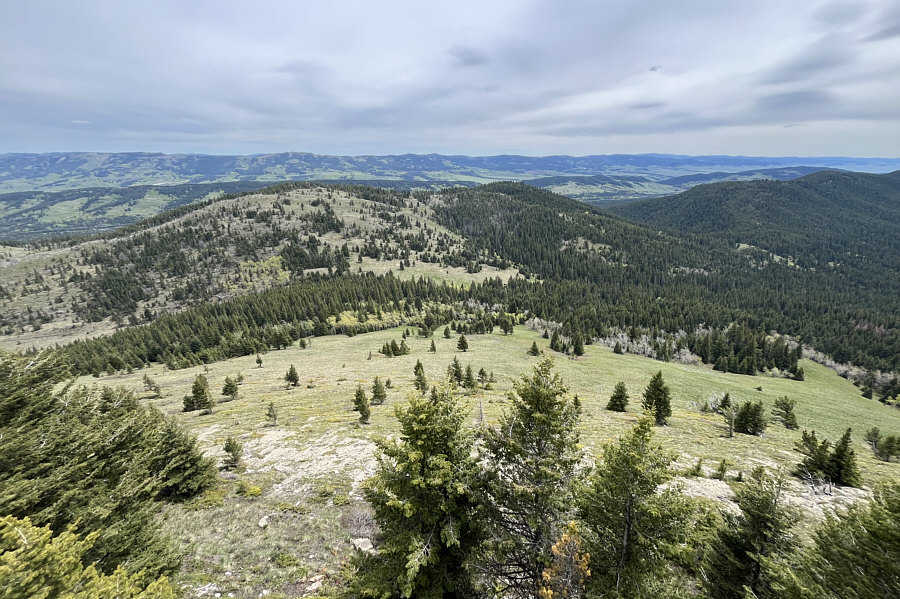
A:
[2,0,899,157]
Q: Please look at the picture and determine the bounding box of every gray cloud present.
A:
[1,0,899,156]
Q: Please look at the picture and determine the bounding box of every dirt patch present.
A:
[242,428,377,497]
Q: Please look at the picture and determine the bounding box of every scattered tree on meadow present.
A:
[572,333,584,357]
[606,381,629,412]
[464,364,477,390]
[413,360,428,394]
[222,436,243,471]
[266,402,278,426]
[795,428,861,487]
[285,364,299,387]
[353,386,370,424]
[641,371,672,425]
[550,329,563,353]
[457,335,468,352]
[191,374,213,413]
[371,376,387,405]
[256,354,263,368]
[734,400,767,435]
[429,339,436,353]
[865,427,900,461]
[222,376,238,402]
[528,341,541,356]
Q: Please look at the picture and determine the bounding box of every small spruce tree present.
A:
[429,339,436,353]
[256,354,263,368]
[266,402,278,426]
[222,376,238,402]
[457,334,468,352]
[641,371,672,425]
[285,364,299,387]
[191,374,213,414]
[223,436,243,471]
[606,381,629,412]
[528,341,541,356]
[572,333,584,357]
[413,360,428,394]
[371,376,387,405]
[550,329,563,352]
[354,386,371,423]
[772,396,798,429]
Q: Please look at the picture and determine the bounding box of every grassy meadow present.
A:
[78,324,900,596]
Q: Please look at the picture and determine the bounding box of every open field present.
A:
[82,325,900,597]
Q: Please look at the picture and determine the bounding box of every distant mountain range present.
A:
[2,151,899,193]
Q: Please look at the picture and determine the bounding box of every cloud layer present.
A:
[1,0,899,156]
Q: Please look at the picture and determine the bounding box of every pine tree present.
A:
[221,376,238,402]
[371,376,387,405]
[579,416,690,596]
[764,480,900,599]
[444,326,451,339]
[528,341,541,356]
[399,339,410,355]
[606,381,629,412]
[479,358,582,597]
[572,333,584,357]
[703,468,797,599]
[352,385,481,598]
[641,371,671,425]
[0,515,178,599]
[148,418,216,501]
[191,374,213,414]
[478,367,488,388]
[447,356,463,384]
[550,329,563,352]
[429,339,436,353]
[772,396,798,429]
[285,364,299,387]
[613,341,623,354]
[413,360,428,394]
[464,364,476,390]
[457,335,468,352]
[266,402,278,426]
[223,436,243,471]
[353,386,371,424]
[827,428,861,487]
[734,400,767,435]
[390,339,402,356]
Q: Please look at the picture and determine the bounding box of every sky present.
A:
[2,0,900,157]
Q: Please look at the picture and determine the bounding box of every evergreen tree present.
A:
[285,364,299,387]
[772,396,798,429]
[606,381,629,412]
[528,341,541,356]
[478,359,582,597]
[572,333,584,357]
[390,339,402,356]
[764,480,900,599]
[399,339,410,355]
[0,515,177,599]
[734,400,767,435]
[613,341,623,354]
[464,364,476,390]
[266,402,278,426]
[703,468,797,599]
[221,376,238,402]
[457,335,468,352]
[191,374,213,413]
[352,385,481,598]
[550,329,563,352]
[222,436,243,471]
[795,430,832,478]
[353,386,371,424]
[429,339,436,353]
[372,376,387,405]
[478,367,488,388]
[579,416,690,596]
[148,418,216,501]
[413,360,428,394]
[827,428,861,487]
[444,326,451,339]
[641,371,671,425]
[447,356,464,384]
[256,354,263,368]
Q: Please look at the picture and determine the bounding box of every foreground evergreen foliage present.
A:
[0,515,176,599]
[0,354,214,579]
[352,385,481,599]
